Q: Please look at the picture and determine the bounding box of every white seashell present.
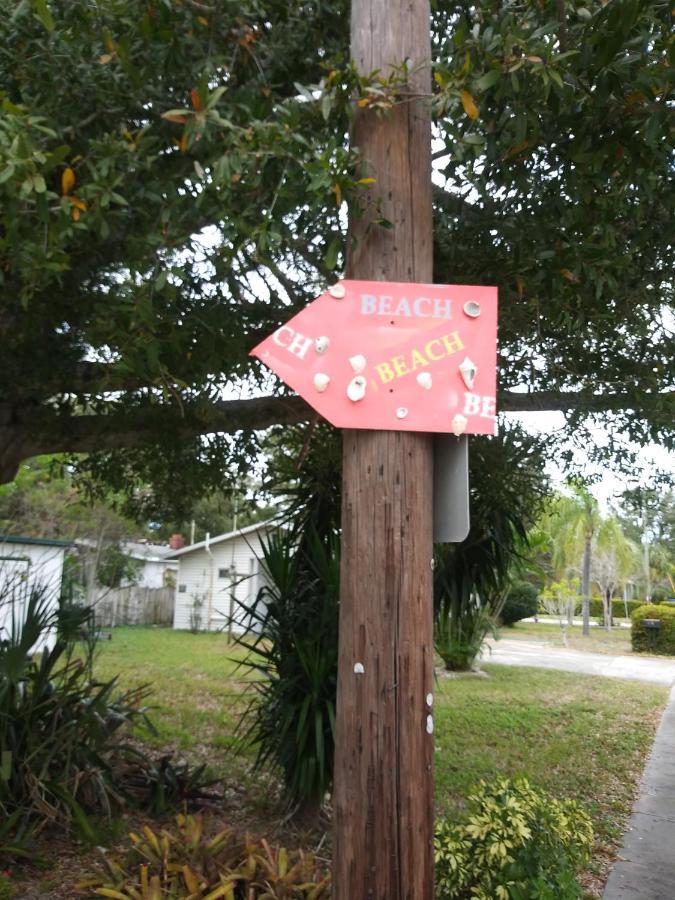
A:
[328,282,346,299]
[314,336,330,354]
[347,375,367,402]
[416,371,432,390]
[349,354,367,374]
[426,715,434,735]
[459,356,477,390]
[313,373,330,393]
[396,407,408,419]
[353,662,365,674]
[426,693,434,707]
[451,413,468,436]
[463,300,481,318]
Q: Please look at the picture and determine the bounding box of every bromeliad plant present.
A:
[78,813,330,898]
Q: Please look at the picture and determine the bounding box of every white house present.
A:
[0,534,71,650]
[169,522,275,633]
[119,541,178,588]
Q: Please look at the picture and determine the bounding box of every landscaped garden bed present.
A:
[4,627,668,898]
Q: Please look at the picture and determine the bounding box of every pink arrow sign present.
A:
[251,279,498,434]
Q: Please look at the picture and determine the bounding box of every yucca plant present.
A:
[434,427,549,671]
[0,582,154,851]
[234,527,339,822]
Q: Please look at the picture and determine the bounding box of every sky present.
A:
[508,409,674,512]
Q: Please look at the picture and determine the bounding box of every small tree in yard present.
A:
[592,517,639,630]
[540,580,580,647]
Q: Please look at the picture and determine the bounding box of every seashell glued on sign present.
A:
[346,375,367,402]
[416,371,432,390]
[459,356,477,390]
[313,373,330,393]
[314,336,330,354]
[463,300,481,318]
[328,282,346,299]
[451,413,468,436]
[349,354,367,374]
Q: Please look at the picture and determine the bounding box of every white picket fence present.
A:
[93,586,174,627]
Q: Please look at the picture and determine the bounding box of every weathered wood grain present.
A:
[332,1,435,897]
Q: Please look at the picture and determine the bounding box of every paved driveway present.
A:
[483,638,675,685]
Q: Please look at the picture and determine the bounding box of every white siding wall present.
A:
[173,529,269,633]
[0,542,65,651]
[134,559,176,589]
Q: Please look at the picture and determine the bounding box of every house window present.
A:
[178,584,187,593]
[218,568,231,579]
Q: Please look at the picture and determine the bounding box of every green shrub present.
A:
[631,604,675,654]
[0,586,154,851]
[0,584,212,857]
[500,583,539,626]
[0,872,14,899]
[434,778,593,900]
[588,598,643,621]
[78,813,330,898]
[433,427,549,672]
[651,587,670,604]
[434,593,499,672]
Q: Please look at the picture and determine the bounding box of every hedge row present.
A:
[588,598,645,620]
[631,604,675,655]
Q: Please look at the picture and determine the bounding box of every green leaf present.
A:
[33,174,47,193]
[32,0,55,32]
[548,69,564,89]
[475,69,501,91]
[11,0,31,21]
[324,235,340,271]
[1,750,12,781]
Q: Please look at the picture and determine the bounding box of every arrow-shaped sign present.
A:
[251,279,498,435]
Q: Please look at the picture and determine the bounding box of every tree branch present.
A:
[1,388,662,484]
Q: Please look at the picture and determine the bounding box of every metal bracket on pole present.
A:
[433,434,470,543]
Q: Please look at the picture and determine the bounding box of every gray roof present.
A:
[121,541,177,562]
[166,520,277,559]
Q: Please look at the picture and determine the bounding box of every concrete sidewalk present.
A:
[484,639,675,685]
[604,685,675,898]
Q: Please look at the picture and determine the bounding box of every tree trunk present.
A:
[581,534,591,636]
[332,1,435,898]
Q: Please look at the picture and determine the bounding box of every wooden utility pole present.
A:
[332,0,435,897]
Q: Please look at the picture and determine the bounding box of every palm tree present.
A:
[545,484,601,637]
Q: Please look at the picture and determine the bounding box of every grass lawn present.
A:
[500,620,634,654]
[16,626,663,898]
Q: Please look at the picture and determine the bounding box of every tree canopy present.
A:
[1,0,672,504]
